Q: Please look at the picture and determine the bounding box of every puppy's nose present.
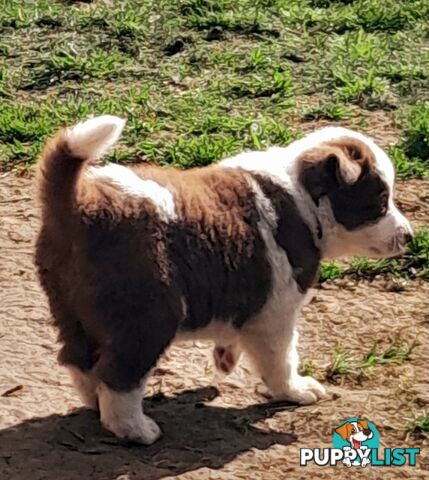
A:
[404,232,413,245]
[396,225,413,247]
[363,428,371,436]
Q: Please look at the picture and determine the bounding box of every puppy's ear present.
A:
[299,138,369,204]
[335,422,352,440]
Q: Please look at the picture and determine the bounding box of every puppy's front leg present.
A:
[241,323,326,405]
[68,366,99,410]
[97,378,161,445]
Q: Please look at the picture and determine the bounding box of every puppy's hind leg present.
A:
[94,307,180,444]
[57,319,99,410]
[90,255,183,444]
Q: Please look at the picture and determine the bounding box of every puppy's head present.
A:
[298,128,412,259]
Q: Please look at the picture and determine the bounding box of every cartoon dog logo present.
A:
[302,417,418,468]
[335,419,374,467]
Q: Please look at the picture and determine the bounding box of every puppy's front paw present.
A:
[275,375,327,405]
[102,413,162,445]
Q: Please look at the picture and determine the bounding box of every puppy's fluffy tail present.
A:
[37,115,126,224]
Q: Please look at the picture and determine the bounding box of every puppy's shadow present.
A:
[0,387,297,480]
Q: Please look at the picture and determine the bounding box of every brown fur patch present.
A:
[299,136,388,230]
[36,191,180,390]
[131,165,273,329]
[250,173,320,292]
[36,158,273,391]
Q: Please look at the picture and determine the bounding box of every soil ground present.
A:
[0,173,428,480]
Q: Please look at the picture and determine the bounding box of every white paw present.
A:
[102,413,162,445]
[361,457,370,468]
[275,375,327,405]
[343,457,352,468]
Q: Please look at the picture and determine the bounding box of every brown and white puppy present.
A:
[35,116,412,444]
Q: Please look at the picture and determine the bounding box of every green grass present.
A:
[359,342,416,370]
[303,101,352,121]
[300,359,316,377]
[391,102,429,178]
[0,0,428,173]
[319,261,343,281]
[328,343,353,377]
[401,103,429,160]
[408,412,429,438]
[327,339,416,380]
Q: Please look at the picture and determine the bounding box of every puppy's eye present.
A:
[351,428,356,433]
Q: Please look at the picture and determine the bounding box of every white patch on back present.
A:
[88,164,177,222]
[247,177,278,229]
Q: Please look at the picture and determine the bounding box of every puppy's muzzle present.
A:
[392,225,413,253]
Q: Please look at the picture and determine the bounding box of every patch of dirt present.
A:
[396,178,429,225]
[0,173,428,480]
